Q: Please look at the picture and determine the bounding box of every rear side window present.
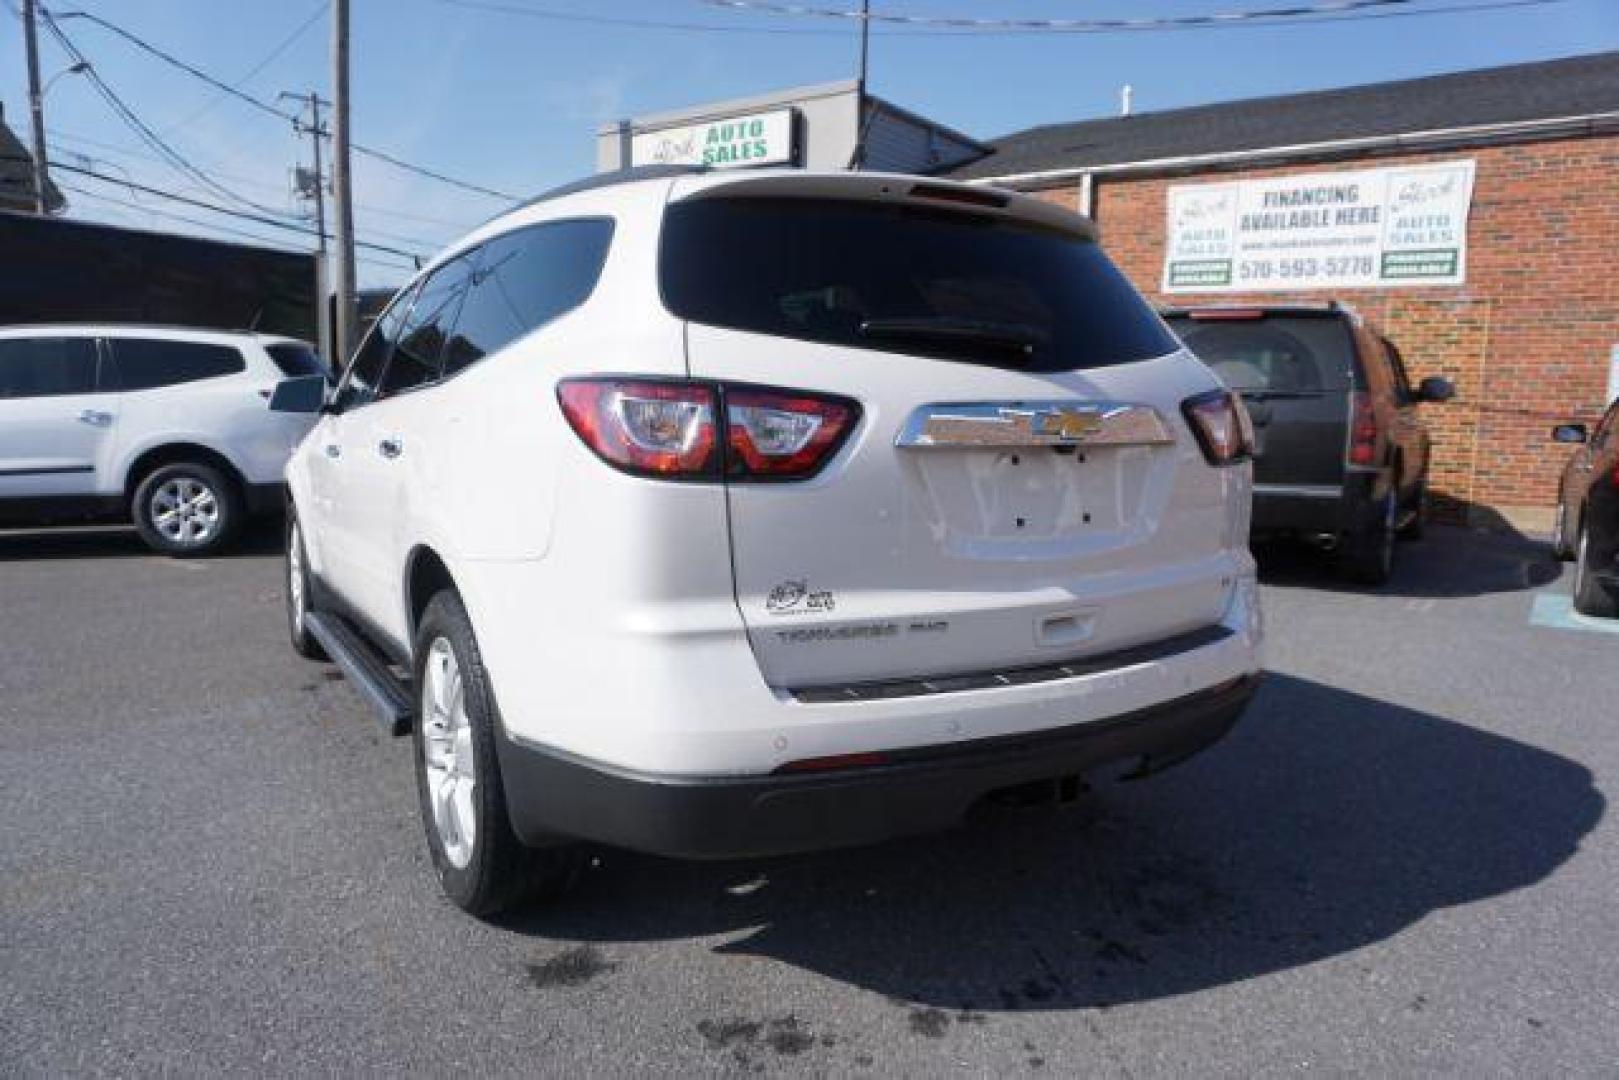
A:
[442,218,614,378]
[111,339,245,391]
[1165,315,1356,393]
[0,337,100,398]
[659,198,1178,372]
[265,342,326,379]
[377,255,472,398]
[340,282,418,410]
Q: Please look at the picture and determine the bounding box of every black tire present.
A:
[1571,519,1618,619]
[285,512,327,661]
[131,461,243,557]
[1550,498,1575,561]
[1397,480,1426,541]
[1341,491,1396,586]
[412,590,583,916]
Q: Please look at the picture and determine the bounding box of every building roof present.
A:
[0,102,64,213]
[947,50,1619,181]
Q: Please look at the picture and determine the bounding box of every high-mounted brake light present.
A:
[1347,390,1379,467]
[1186,308,1266,321]
[905,182,1009,209]
[557,378,858,482]
[1182,389,1255,466]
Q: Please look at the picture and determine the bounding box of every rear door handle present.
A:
[76,409,113,427]
[324,444,342,459]
[378,437,403,459]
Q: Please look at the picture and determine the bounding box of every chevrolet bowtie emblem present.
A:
[1033,409,1104,441]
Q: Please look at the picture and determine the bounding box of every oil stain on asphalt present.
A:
[523,945,619,989]
[696,1014,832,1069]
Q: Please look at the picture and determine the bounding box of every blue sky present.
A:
[5,0,1617,285]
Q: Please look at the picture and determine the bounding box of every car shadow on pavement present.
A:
[505,672,1601,1014]
[0,519,284,561]
[1256,525,1562,599]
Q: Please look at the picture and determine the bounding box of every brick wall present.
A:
[1030,136,1619,527]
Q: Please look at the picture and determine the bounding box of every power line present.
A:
[698,0,1564,33]
[61,182,419,272]
[48,6,517,201]
[47,126,477,231]
[432,0,860,34]
[39,9,306,222]
[160,1,331,135]
[48,138,447,251]
[2,152,426,263]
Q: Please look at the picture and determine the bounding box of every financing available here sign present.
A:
[1163,160,1476,293]
[630,108,796,170]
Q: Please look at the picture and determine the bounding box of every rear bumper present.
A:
[495,673,1259,859]
[1251,474,1379,537]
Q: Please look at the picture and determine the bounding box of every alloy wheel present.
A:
[420,637,477,869]
[150,477,221,546]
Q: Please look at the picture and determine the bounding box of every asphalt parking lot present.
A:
[2,523,1616,1076]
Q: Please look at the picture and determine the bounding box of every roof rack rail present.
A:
[511,164,710,213]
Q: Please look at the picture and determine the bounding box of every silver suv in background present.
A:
[0,325,323,555]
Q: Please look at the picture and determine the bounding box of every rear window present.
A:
[265,342,326,379]
[1165,314,1356,393]
[110,339,246,391]
[659,198,1178,372]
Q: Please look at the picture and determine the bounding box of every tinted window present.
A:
[338,283,417,410]
[1165,315,1356,393]
[442,219,614,376]
[660,198,1177,371]
[112,339,245,391]
[0,337,99,399]
[265,342,326,379]
[378,256,472,397]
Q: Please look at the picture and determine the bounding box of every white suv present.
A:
[0,326,323,554]
[274,168,1263,915]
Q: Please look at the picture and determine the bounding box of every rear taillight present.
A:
[1347,390,1379,467]
[1182,389,1255,466]
[557,378,858,482]
[557,378,720,479]
[725,388,857,480]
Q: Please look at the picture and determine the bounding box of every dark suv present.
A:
[1163,303,1454,584]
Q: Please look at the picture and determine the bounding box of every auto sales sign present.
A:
[1163,159,1475,293]
[630,108,796,170]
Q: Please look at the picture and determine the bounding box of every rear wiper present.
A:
[858,317,1049,357]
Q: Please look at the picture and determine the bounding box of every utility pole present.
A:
[330,0,358,363]
[847,0,873,170]
[281,91,333,364]
[22,0,50,214]
[857,0,871,93]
